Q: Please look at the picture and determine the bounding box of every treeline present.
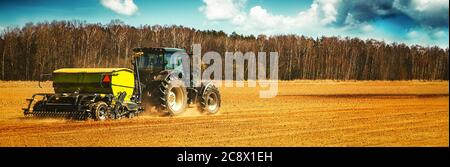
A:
[0,20,448,81]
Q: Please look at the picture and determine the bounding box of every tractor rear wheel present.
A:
[157,77,188,115]
[200,85,221,114]
[93,101,109,121]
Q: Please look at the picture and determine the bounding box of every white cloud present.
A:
[199,0,448,48]
[316,0,339,24]
[199,0,246,20]
[242,6,289,31]
[200,0,343,33]
[433,30,446,38]
[409,0,448,12]
[393,0,448,27]
[100,0,138,16]
[405,29,446,47]
[361,24,374,32]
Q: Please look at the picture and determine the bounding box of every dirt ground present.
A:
[0,80,448,146]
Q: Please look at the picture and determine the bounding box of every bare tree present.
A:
[0,20,447,81]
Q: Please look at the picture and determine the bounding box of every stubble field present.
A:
[0,80,448,146]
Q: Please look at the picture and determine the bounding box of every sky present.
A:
[0,0,448,48]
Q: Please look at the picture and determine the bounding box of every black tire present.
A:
[156,76,188,115]
[200,85,221,114]
[93,101,109,121]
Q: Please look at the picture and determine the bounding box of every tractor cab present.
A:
[132,47,187,84]
[133,47,186,70]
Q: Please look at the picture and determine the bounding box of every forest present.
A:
[0,20,448,81]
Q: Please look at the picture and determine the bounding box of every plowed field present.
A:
[0,81,448,146]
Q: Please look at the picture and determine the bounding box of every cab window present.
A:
[138,53,164,69]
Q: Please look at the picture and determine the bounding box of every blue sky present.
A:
[0,0,448,48]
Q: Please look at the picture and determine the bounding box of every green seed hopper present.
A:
[52,68,135,102]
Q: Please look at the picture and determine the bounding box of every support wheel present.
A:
[128,112,135,119]
[93,101,109,121]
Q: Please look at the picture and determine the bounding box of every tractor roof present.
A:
[133,47,185,53]
[164,48,185,52]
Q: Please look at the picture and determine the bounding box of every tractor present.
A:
[22,47,221,120]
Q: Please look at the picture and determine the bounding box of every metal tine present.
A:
[29,110,90,120]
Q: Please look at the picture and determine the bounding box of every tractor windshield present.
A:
[138,52,164,70]
[137,51,181,71]
[134,48,186,85]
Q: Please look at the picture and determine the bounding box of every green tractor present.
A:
[23,47,221,120]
